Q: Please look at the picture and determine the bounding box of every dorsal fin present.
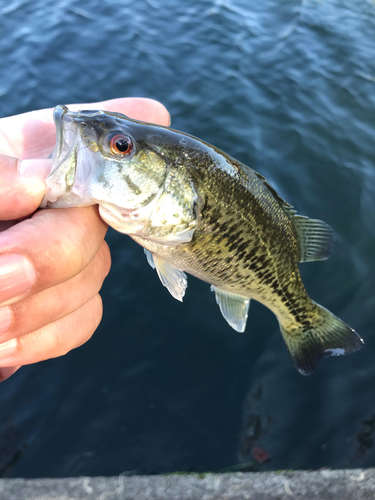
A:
[254,171,294,210]
[291,215,334,262]
[211,286,250,332]
[252,171,334,262]
[256,174,334,262]
[144,249,187,301]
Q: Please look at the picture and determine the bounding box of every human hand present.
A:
[0,98,171,381]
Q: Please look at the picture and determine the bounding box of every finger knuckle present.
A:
[90,242,111,292]
[74,295,103,349]
[99,241,112,278]
[89,294,103,327]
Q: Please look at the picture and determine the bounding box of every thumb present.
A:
[0,155,52,220]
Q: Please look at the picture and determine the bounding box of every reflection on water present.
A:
[0,0,375,477]
[355,414,375,462]
[238,386,273,468]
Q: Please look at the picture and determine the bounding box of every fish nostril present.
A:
[77,109,101,116]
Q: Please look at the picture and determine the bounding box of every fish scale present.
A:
[137,163,305,317]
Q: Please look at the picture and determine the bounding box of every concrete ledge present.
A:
[0,469,374,500]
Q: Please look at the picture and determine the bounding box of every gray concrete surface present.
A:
[0,469,374,500]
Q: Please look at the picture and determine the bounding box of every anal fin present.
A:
[144,249,187,302]
[211,286,250,332]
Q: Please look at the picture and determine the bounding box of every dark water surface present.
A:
[1,0,375,476]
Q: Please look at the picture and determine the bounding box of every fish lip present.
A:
[53,104,80,192]
[53,104,69,159]
[40,105,79,208]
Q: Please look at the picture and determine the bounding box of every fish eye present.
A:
[109,133,133,156]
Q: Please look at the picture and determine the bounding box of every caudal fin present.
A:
[279,303,364,375]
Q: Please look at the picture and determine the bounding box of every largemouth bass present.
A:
[41,105,363,375]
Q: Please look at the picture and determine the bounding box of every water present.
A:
[0,0,375,476]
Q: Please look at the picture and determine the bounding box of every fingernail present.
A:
[0,366,21,382]
[0,254,36,305]
[0,306,11,335]
[0,338,17,361]
[18,159,52,179]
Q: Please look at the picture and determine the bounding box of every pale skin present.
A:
[0,97,171,382]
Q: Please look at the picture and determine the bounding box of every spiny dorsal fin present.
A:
[254,172,294,210]
[291,215,334,263]
[144,249,187,302]
[211,286,250,332]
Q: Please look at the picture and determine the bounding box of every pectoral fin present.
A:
[211,286,250,332]
[144,248,156,269]
[144,249,187,302]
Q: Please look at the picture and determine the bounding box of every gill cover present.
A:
[42,105,199,244]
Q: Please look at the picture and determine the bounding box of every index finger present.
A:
[0,97,171,159]
[0,206,108,307]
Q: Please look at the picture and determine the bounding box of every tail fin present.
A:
[279,303,364,375]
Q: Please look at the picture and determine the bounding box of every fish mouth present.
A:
[52,104,69,160]
[51,104,79,192]
[40,105,80,207]
[41,105,109,209]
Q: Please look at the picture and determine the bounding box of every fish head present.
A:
[42,105,169,234]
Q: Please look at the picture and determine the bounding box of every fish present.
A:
[41,104,364,375]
